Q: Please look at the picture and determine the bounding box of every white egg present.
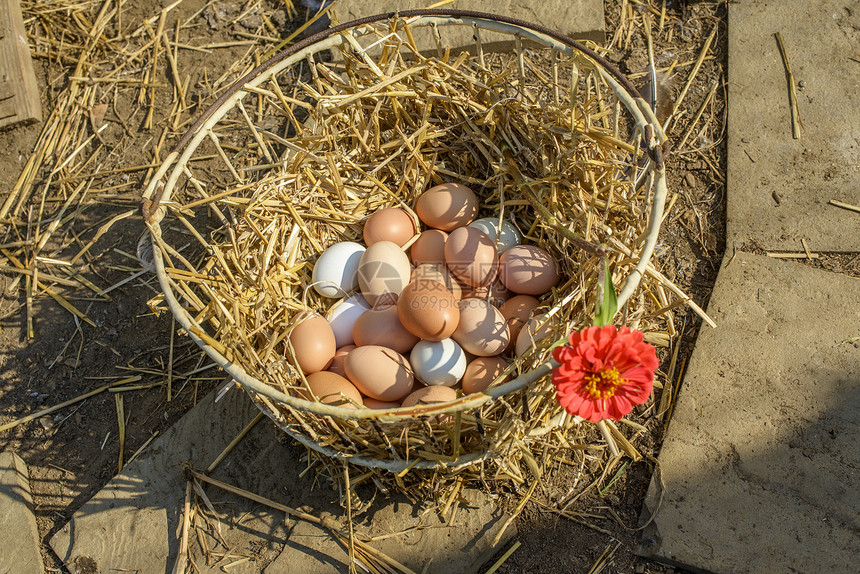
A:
[326,294,371,348]
[312,242,366,298]
[468,218,522,253]
[410,339,467,387]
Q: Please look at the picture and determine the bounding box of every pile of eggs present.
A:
[287,183,560,411]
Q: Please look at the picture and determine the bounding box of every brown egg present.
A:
[410,229,448,266]
[397,279,460,341]
[452,298,510,356]
[401,385,458,407]
[499,245,560,295]
[415,183,479,231]
[352,304,419,353]
[462,356,509,395]
[500,295,541,352]
[304,371,363,408]
[345,345,414,402]
[444,227,498,288]
[286,314,336,374]
[412,263,462,300]
[363,207,416,247]
[515,314,556,356]
[357,241,411,307]
[363,397,403,409]
[463,278,511,307]
[328,345,356,377]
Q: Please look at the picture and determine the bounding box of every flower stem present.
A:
[597,419,621,457]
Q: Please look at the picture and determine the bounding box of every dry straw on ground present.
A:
[140,11,703,499]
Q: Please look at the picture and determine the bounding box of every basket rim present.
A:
[141,10,671,425]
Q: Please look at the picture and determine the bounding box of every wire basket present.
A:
[140,10,670,483]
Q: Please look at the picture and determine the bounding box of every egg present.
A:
[452,298,510,356]
[326,294,371,348]
[363,398,402,409]
[286,313,336,374]
[444,227,498,288]
[311,242,366,298]
[500,295,541,352]
[515,314,556,356]
[415,183,479,231]
[468,218,522,253]
[304,371,363,408]
[357,241,411,307]
[462,356,509,395]
[462,278,511,307]
[410,229,448,266]
[410,339,467,387]
[328,345,355,377]
[397,279,460,341]
[401,385,458,407]
[352,304,419,353]
[344,345,414,401]
[499,245,560,295]
[363,207,416,247]
[412,263,462,300]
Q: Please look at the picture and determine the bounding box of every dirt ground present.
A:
[0,1,746,572]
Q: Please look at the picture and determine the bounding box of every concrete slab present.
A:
[636,251,860,573]
[331,0,606,48]
[51,383,513,574]
[50,386,263,574]
[727,0,860,252]
[268,488,513,574]
[0,451,44,574]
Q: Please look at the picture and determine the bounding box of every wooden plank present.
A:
[0,0,41,129]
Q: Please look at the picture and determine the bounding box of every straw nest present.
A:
[142,12,676,493]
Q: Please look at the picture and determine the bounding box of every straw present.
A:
[775,32,802,139]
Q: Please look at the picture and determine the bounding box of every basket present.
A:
[140,10,670,484]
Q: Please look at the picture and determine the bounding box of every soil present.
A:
[0,1,779,573]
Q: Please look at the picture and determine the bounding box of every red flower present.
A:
[551,325,658,422]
